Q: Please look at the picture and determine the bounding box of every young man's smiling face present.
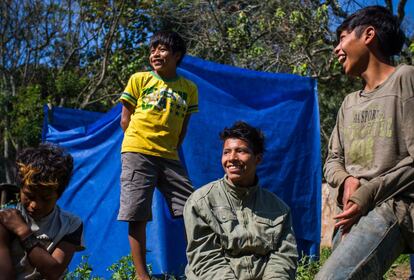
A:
[221,138,262,188]
[149,44,181,79]
[20,185,58,220]
[334,29,370,77]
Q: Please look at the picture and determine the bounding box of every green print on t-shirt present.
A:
[344,107,393,167]
[141,86,188,117]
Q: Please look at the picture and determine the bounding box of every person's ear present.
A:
[364,26,376,45]
[173,51,182,64]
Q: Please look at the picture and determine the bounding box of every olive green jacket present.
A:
[184,176,298,280]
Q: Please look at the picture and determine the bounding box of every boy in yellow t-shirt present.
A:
[117,30,198,280]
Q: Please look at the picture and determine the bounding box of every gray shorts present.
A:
[117,152,194,222]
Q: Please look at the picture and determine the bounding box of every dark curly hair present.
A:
[220,121,265,155]
[149,30,187,66]
[16,143,73,198]
[336,5,405,58]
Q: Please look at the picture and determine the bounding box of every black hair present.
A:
[16,143,73,198]
[149,30,187,66]
[336,5,405,57]
[220,121,265,155]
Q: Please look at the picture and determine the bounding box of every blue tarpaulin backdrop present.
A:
[43,55,321,277]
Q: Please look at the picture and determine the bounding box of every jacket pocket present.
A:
[212,206,237,223]
[253,213,286,249]
[211,206,238,248]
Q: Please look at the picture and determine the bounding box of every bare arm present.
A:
[0,223,14,280]
[31,241,77,279]
[120,102,135,132]
[0,209,77,280]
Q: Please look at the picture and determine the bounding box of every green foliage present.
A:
[65,256,103,280]
[66,255,181,279]
[67,250,411,279]
[296,247,331,280]
[10,85,45,147]
[409,42,414,54]
[0,0,412,182]
[107,255,137,280]
[55,71,88,101]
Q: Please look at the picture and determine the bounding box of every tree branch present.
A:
[397,0,407,24]
[80,0,125,108]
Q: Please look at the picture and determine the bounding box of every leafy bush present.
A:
[296,247,331,280]
[66,249,410,279]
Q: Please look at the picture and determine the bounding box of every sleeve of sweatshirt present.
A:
[350,95,414,214]
[324,103,351,205]
[184,197,236,280]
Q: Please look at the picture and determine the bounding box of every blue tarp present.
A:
[43,55,321,277]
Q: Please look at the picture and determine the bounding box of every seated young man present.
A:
[183,121,298,280]
[0,144,84,279]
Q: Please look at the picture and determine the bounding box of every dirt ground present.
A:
[387,263,411,280]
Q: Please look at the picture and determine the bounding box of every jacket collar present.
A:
[223,175,259,199]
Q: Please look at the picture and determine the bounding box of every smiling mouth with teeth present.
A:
[227,164,244,171]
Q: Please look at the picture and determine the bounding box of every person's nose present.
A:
[153,49,161,57]
[229,150,238,161]
[334,42,341,55]
[29,200,40,210]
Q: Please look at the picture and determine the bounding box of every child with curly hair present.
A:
[0,143,84,279]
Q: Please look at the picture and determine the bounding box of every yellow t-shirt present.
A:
[120,71,199,160]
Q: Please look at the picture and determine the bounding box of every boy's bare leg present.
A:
[0,223,14,280]
[129,221,150,280]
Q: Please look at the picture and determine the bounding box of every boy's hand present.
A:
[0,209,31,239]
[334,202,362,238]
[336,177,361,237]
[342,176,360,207]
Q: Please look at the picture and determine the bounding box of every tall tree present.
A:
[0,0,153,182]
[0,0,412,182]
[148,0,412,160]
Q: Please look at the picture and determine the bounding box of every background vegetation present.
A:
[1,0,413,181]
[64,249,410,279]
[1,1,413,277]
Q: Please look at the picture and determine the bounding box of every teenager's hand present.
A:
[0,209,31,239]
[334,202,362,233]
[342,176,360,207]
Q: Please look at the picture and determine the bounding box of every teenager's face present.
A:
[149,44,181,77]
[20,185,58,220]
[334,29,369,76]
[221,138,262,188]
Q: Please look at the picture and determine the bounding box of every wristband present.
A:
[20,233,40,253]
